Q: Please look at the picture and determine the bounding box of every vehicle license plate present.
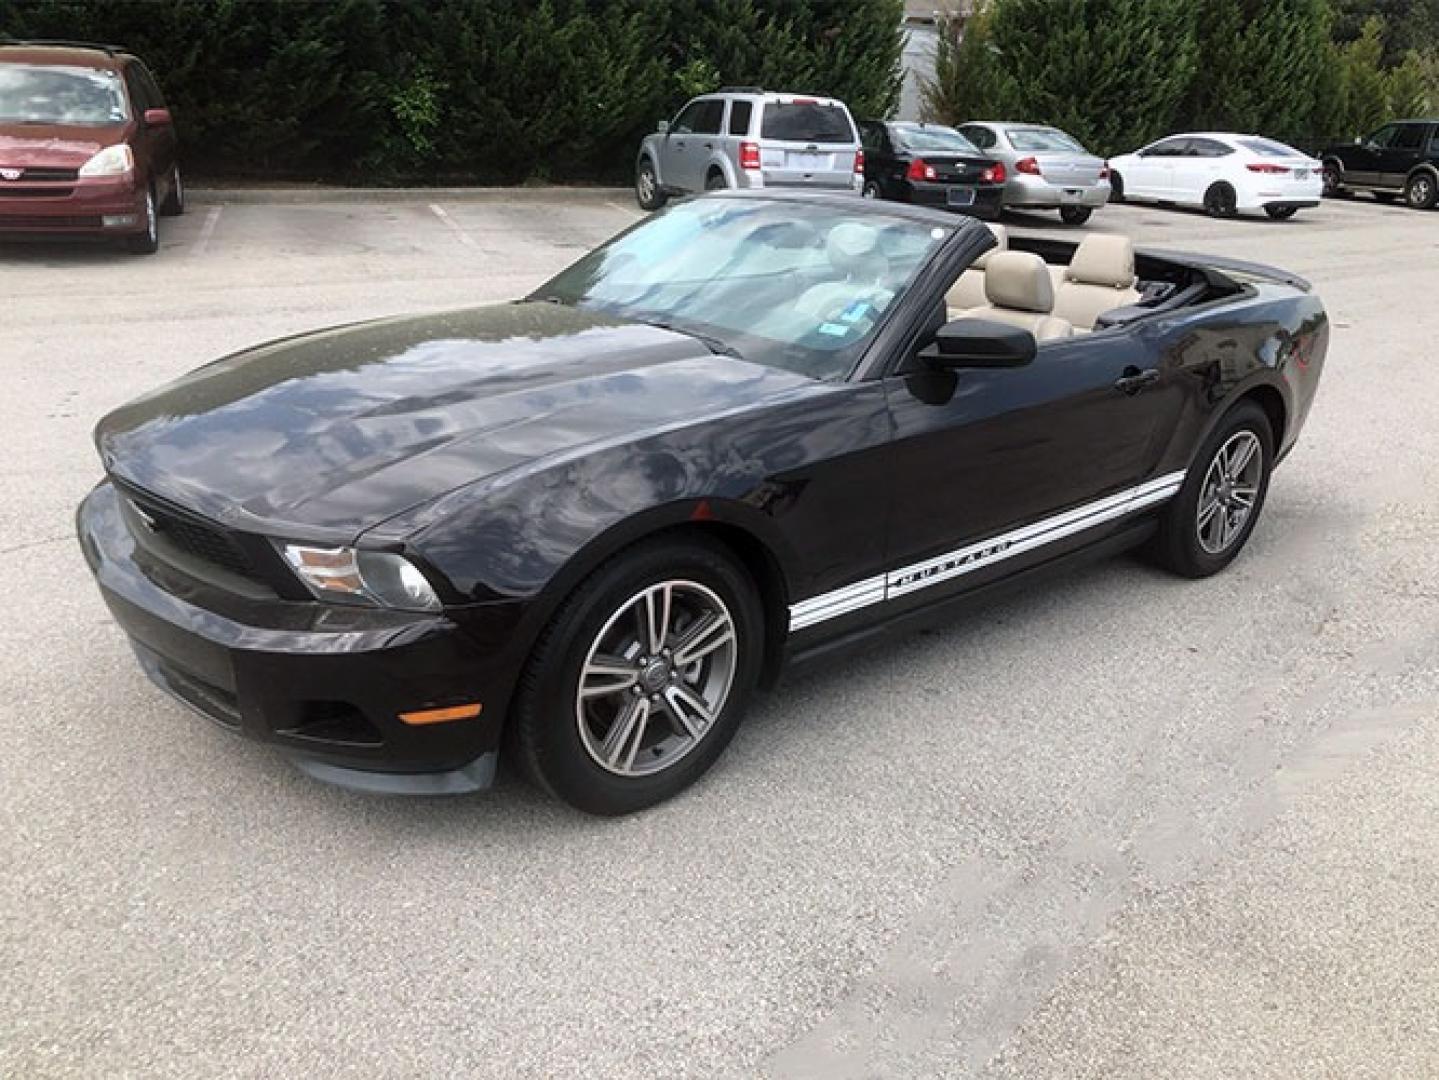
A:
[790,152,825,172]
[1060,189,1083,203]
[946,187,976,207]
[1294,168,1309,180]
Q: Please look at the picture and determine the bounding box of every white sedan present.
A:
[1108,133,1323,220]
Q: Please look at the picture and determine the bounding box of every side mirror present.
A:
[657,119,670,134]
[143,107,173,127]
[1353,136,1363,145]
[919,318,1037,370]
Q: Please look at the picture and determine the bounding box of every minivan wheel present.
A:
[512,536,762,815]
[125,187,160,254]
[1059,205,1093,225]
[161,165,185,216]
[1405,171,1438,210]
[635,158,667,211]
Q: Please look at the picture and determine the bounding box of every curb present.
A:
[188,185,633,205]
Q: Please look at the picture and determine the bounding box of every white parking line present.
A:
[191,204,223,257]
[429,202,478,249]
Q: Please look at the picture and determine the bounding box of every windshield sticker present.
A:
[817,322,850,337]
[839,301,870,323]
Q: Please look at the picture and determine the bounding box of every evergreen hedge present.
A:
[0,0,904,183]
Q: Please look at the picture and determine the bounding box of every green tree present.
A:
[1330,16,1394,137]
[921,7,1015,124]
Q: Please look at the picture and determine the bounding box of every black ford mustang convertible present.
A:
[78,192,1327,814]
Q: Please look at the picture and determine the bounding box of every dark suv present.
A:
[1321,119,1439,210]
[0,41,182,253]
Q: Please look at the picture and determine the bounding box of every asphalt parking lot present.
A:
[3,188,1438,1079]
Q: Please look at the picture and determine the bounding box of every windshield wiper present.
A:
[635,317,746,361]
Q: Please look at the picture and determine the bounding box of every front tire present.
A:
[125,186,159,254]
[1059,205,1093,226]
[1203,182,1237,218]
[635,157,667,211]
[512,536,763,815]
[1108,172,1125,203]
[1264,205,1298,220]
[1321,161,1344,197]
[1405,171,1438,210]
[160,165,185,216]
[1147,401,1273,578]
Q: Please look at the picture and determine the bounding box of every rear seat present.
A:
[945,223,1007,312]
[1053,234,1141,331]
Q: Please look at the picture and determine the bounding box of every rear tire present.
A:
[862,179,883,199]
[125,186,159,254]
[1404,171,1438,210]
[160,165,185,216]
[635,157,666,211]
[704,169,727,191]
[1059,205,1093,226]
[1147,401,1273,578]
[1321,161,1345,197]
[1264,205,1298,220]
[511,536,763,815]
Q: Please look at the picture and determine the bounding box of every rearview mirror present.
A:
[657,119,670,134]
[919,318,1037,370]
[143,107,173,127]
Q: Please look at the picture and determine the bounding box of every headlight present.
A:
[279,544,442,612]
[78,144,135,178]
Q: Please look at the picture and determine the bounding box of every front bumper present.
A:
[900,180,1004,219]
[0,174,148,235]
[1002,174,1111,209]
[77,481,522,792]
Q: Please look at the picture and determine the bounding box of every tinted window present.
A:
[0,63,129,123]
[1393,124,1425,150]
[858,121,883,151]
[891,124,980,153]
[1006,127,1085,152]
[1238,137,1301,157]
[134,63,166,108]
[1188,138,1235,157]
[1368,125,1398,148]
[959,125,996,149]
[537,199,951,381]
[1142,138,1188,157]
[761,102,855,144]
[727,99,752,136]
[690,99,724,135]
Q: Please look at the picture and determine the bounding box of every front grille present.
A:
[139,503,257,579]
[0,214,101,229]
[0,186,75,198]
[1,166,80,182]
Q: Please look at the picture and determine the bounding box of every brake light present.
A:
[739,141,761,171]
[855,148,865,174]
[1015,156,1041,175]
[1246,163,1289,174]
[791,97,817,105]
[1099,164,1111,180]
[981,161,1007,184]
[907,158,937,182]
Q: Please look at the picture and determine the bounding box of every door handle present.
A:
[703,142,714,150]
[1114,366,1160,394]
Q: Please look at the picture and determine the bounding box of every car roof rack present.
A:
[0,39,126,56]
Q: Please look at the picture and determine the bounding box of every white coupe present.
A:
[1108,133,1323,220]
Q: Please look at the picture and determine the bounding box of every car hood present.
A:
[0,122,128,167]
[95,302,817,540]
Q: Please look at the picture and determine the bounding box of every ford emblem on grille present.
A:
[0,168,22,181]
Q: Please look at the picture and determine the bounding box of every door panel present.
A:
[881,321,1176,611]
[1379,124,1427,186]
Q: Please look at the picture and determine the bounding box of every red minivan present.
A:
[0,41,182,254]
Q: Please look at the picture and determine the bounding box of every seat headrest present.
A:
[1064,233,1135,288]
[984,250,1055,313]
[971,222,1009,270]
[825,221,880,277]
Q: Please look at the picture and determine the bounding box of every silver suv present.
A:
[635,88,863,209]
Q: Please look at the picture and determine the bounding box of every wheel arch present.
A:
[1241,382,1287,451]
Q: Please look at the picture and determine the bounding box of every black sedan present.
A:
[858,120,1006,219]
[78,192,1327,814]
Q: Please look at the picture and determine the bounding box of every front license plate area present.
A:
[946,186,976,207]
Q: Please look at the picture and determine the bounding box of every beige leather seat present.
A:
[958,250,1073,342]
[1053,233,1141,331]
[945,223,1008,312]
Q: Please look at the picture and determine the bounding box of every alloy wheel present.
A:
[637,165,656,204]
[575,580,738,777]
[862,180,881,199]
[1196,431,1262,554]
[1407,174,1436,209]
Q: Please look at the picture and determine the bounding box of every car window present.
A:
[0,62,129,123]
[858,121,882,152]
[1430,129,1439,155]
[1392,124,1425,151]
[671,100,704,134]
[1189,138,1235,157]
[727,99,752,137]
[1141,138,1188,157]
[122,66,152,112]
[689,99,724,136]
[1367,125,1398,148]
[536,199,952,381]
[1238,137,1300,157]
[134,63,166,108]
[761,101,855,144]
[1006,127,1085,152]
[959,125,996,149]
[891,124,980,154]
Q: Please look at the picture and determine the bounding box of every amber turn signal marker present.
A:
[398,703,483,726]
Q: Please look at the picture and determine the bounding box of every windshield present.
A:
[893,125,980,154]
[1239,137,1303,157]
[536,199,951,380]
[1006,127,1086,153]
[0,63,129,124]
[761,102,855,144]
